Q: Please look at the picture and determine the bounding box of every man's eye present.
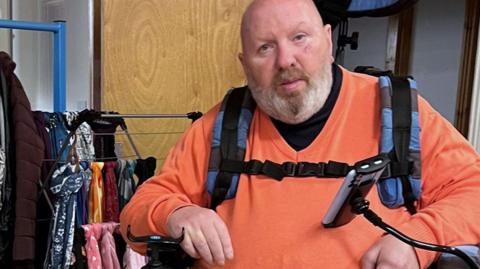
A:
[293,34,306,42]
[258,44,272,53]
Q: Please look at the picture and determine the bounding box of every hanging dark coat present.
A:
[0,52,14,267]
[0,52,45,266]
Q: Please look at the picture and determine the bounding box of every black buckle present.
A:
[281,162,326,177]
[297,162,325,177]
[263,160,286,180]
[282,162,297,177]
[325,161,350,176]
[244,160,263,175]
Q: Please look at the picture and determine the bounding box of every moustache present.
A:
[274,67,309,86]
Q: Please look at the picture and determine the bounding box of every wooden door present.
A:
[102,0,251,164]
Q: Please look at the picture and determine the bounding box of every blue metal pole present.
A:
[0,19,67,112]
[0,19,61,32]
[53,21,66,112]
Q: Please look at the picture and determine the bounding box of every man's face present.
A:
[239,0,334,124]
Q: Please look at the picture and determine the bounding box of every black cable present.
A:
[351,198,480,269]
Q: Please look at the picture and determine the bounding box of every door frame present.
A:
[456,0,480,139]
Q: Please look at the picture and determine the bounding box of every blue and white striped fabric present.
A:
[207,88,254,200]
[348,0,399,12]
[377,76,421,208]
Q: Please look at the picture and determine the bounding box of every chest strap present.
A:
[220,159,351,180]
[219,154,401,181]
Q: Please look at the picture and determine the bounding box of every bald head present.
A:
[240,0,325,52]
[236,0,334,124]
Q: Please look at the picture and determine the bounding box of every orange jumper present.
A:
[120,69,480,268]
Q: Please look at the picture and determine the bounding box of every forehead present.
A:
[244,1,320,38]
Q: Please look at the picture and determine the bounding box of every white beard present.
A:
[249,63,333,124]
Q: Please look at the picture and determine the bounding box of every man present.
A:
[120,0,480,268]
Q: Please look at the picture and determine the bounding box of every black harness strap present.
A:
[210,88,247,210]
[219,159,352,181]
[391,76,417,214]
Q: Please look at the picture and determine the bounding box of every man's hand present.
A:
[167,206,234,266]
[362,234,420,269]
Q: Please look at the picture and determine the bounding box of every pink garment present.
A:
[101,222,121,269]
[123,245,148,269]
[82,223,103,269]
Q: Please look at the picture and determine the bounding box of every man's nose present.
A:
[275,44,297,70]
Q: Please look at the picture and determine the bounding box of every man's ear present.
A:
[238,52,249,84]
[324,24,332,41]
[324,24,334,63]
[238,52,244,66]
[239,52,249,73]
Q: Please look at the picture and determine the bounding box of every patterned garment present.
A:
[100,222,120,269]
[77,122,95,161]
[49,162,91,269]
[44,112,70,161]
[0,149,4,212]
[103,161,120,222]
[123,245,147,269]
[63,112,95,226]
[64,112,96,161]
[116,159,137,211]
[63,112,76,126]
[0,89,4,213]
[88,162,104,224]
[81,223,103,269]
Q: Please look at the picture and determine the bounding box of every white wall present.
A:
[336,16,389,71]
[336,0,465,124]
[12,0,91,111]
[410,0,465,123]
[468,21,480,151]
[12,0,43,108]
[0,0,11,54]
[65,0,90,111]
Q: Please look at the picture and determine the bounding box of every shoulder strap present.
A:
[207,86,256,210]
[391,76,416,214]
[378,75,421,214]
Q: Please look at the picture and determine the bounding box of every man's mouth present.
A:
[279,79,305,93]
[281,79,301,85]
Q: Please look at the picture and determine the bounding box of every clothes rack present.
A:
[34,110,204,268]
[102,113,192,118]
[101,111,203,159]
[118,127,142,159]
[90,131,184,136]
[42,155,139,162]
[101,111,203,120]
[0,19,67,112]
